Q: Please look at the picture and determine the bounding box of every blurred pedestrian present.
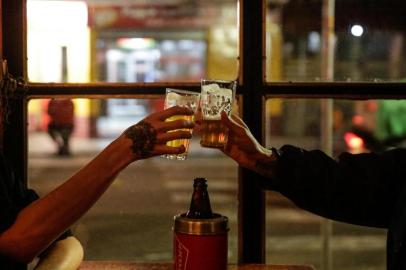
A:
[47,98,75,156]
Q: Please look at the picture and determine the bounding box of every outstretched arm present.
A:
[220,112,406,228]
[0,106,195,263]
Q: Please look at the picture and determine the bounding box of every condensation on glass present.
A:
[26,0,239,83]
[27,98,239,263]
[265,0,406,82]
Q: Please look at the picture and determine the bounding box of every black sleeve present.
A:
[0,153,73,238]
[0,153,24,233]
[262,145,406,228]
[12,170,73,241]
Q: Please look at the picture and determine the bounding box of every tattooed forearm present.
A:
[125,121,157,158]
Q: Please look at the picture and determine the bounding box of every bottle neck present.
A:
[186,179,213,219]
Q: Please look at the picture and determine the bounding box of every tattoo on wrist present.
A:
[254,148,281,178]
[125,121,157,158]
[255,158,277,178]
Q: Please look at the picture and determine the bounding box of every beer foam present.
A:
[201,84,233,120]
[165,91,200,111]
[165,92,181,108]
[202,83,221,93]
[166,92,180,100]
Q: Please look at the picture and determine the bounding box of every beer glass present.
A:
[200,79,236,148]
[163,88,200,160]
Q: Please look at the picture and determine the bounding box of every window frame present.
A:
[3,0,406,265]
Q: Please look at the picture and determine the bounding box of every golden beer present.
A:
[199,120,228,148]
[200,79,236,149]
[163,88,200,160]
[165,115,194,160]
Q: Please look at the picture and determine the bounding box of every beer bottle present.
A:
[186,178,213,219]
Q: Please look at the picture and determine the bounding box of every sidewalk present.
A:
[28,132,110,156]
[28,132,223,159]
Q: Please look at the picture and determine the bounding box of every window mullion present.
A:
[238,0,267,264]
[2,0,27,186]
[263,82,406,99]
[26,83,202,98]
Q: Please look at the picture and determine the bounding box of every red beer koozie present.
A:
[173,214,228,270]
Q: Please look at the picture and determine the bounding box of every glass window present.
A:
[27,98,239,263]
[27,0,239,83]
[264,98,394,269]
[25,0,239,264]
[265,0,406,82]
[4,0,403,267]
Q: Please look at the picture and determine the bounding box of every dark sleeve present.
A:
[0,153,26,233]
[11,170,73,242]
[262,145,406,228]
[0,188,18,233]
[0,153,72,239]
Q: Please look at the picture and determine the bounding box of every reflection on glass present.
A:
[27,98,238,263]
[265,1,406,82]
[27,0,238,83]
[264,98,389,269]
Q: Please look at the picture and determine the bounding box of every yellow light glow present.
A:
[27,0,90,83]
[27,1,88,30]
[74,99,91,117]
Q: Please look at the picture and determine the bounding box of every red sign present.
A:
[88,4,216,29]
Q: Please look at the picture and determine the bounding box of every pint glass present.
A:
[200,79,236,148]
[163,88,200,160]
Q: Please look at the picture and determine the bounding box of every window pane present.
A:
[265,98,390,269]
[27,0,238,83]
[266,1,406,82]
[27,98,238,263]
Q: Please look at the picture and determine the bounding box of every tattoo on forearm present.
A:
[125,121,157,158]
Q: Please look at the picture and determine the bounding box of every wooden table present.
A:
[79,262,315,270]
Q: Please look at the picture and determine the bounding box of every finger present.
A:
[154,144,186,155]
[221,112,245,135]
[158,119,195,132]
[156,106,194,121]
[222,137,233,154]
[231,114,249,129]
[195,107,203,125]
[223,132,255,154]
[156,130,192,143]
[222,125,238,149]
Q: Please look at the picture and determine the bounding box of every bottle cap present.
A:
[193,177,207,187]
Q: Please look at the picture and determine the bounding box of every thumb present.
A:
[221,111,232,127]
[221,112,245,136]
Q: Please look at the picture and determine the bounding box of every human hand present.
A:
[220,112,276,175]
[124,106,195,160]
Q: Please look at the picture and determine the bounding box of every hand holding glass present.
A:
[163,88,200,160]
[200,79,236,148]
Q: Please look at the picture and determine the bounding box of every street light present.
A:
[351,24,364,37]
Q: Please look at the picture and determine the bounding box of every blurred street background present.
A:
[23,0,406,269]
[28,132,387,270]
